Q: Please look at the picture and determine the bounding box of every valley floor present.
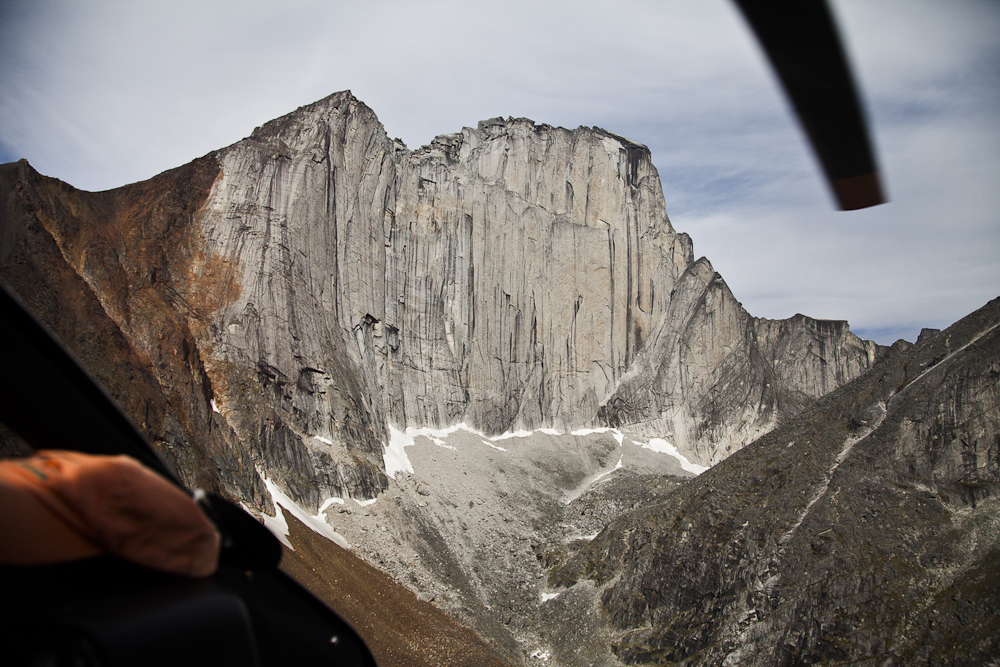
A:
[268,427,698,666]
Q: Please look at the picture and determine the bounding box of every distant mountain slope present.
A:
[561,298,1000,665]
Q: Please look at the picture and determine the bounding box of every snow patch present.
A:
[540,592,559,602]
[252,499,291,549]
[407,424,471,449]
[530,649,551,662]
[570,426,625,445]
[384,424,415,477]
[419,422,482,439]
[315,435,333,445]
[261,477,351,550]
[210,399,221,414]
[564,531,601,543]
[387,423,500,471]
[318,497,345,514]
[243,500,291,549]
[564,455,624,504]
[491,429,533,441]
[354,498,377,507]
[586,456,623,489]
[570,427,606,436]
[637,437,708,475]
[388,422,592,463]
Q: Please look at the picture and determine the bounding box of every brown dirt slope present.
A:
[280,513,516,667]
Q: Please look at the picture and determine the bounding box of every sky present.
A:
[1,0,997,345]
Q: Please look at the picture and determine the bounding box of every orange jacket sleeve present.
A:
[0,450,220,577]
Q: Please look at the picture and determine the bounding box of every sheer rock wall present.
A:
[200,91,880,474]
[2,91,882,506]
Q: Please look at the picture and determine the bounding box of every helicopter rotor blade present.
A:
[733,0,886,210]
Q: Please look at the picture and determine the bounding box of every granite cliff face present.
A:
[205,93,698,445]
[598,262,881,465]
[560,298,1000,665]
[1,90,879,510]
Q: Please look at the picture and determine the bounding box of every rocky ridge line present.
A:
[559,298,1000,665]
